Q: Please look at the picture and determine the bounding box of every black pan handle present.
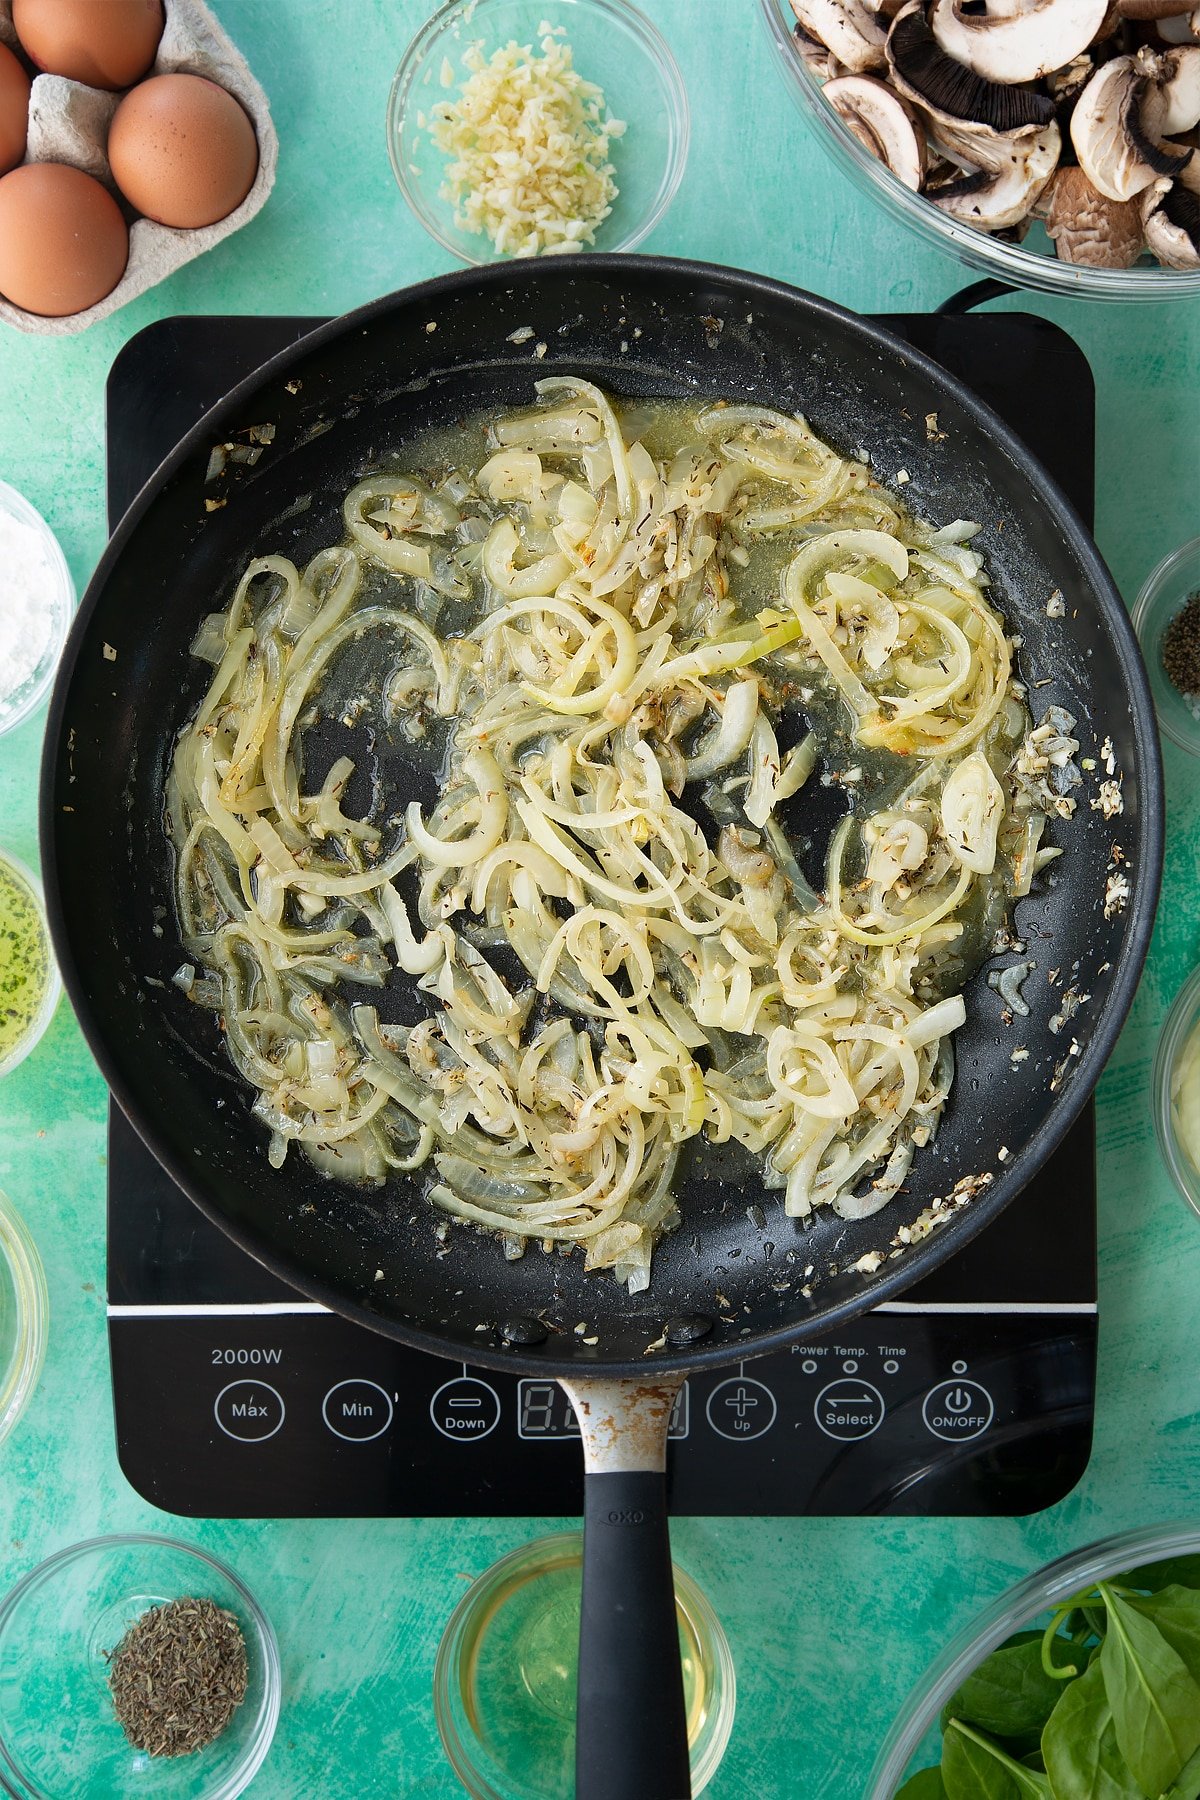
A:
[559,1375,691,1800]
[936,278,1017,314]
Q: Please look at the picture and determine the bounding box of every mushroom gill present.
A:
[887,1,1059,125]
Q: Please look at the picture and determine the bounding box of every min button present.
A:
[323,1379,394,1442]
[214,1379,284,1443]
[923,1380,994,1443]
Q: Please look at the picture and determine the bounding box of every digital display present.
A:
[517,1380,689,1440]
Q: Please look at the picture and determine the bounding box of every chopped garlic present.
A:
[429,29,625,259]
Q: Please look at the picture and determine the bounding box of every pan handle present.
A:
[559,1374,691,1800]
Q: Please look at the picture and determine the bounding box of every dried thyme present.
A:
[105,1597,249,1757]
[1162,588,1200,703]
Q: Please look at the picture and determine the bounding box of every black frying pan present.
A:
[41,259,1161,1799]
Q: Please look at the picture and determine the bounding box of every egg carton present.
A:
[0,0,277,335]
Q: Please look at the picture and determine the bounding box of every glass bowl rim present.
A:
[1153,964,1200,1216]
[433,1528,736,1799]
[0,1533,282,1799]
[1132,535,1200,757]
[757,0,1200,303]
[386,0,691,266]
[0,847,62,1080]
[867,1519,1200,1795]
[0,481,75,739]
[0,1186,48,1449]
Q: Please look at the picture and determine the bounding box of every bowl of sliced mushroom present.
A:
[760,0,1200,295]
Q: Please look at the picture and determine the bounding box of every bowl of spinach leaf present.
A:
[868,1523,1200,1799]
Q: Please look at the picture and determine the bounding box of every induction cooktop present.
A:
[104,309,1099,1521]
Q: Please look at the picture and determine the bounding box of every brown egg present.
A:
[0,45,31,178]
[0,162,128,316]
[12,0,163,91]
[107,72,257,230]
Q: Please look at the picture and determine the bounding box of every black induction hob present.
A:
[104,310,1099,1522]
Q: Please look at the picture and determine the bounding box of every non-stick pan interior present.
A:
[43,260,1160,1374]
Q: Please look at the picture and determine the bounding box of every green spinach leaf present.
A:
[942,1720,1051,1799]
[1160,1739,1200,1800]
[1131,1587,1200,1687]
[1121,1558,1200,1598]
[943,1635,1066,1738]
[897,1771,950,1799]
[1099,1584,1200,1796]
[1041,1658,1142,1800]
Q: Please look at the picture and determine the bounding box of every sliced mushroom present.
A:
[1041,162,1147,256]
[793,22,847,80]
[823,74,929,185]
[928,119,1061,223]
[1140,170,1200,255]
[790,0,888,72]
[887,3,1058,127]
[929,0,1109,84]
[1048,51,1100,103]
[1148,43,1200,129]
[1070,49,1196,194]
[1118,0,1194,17]
[1158,7,1200,39]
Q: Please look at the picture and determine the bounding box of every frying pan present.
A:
[41,258,1161,1799]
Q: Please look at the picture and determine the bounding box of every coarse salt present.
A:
[0,499,63,727]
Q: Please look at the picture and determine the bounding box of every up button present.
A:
[923,1379,994,1443]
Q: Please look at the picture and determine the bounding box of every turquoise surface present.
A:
[1,3,1198,1794]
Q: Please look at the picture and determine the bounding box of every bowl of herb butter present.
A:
[868,1522,1200,1798]
[0,1534,280,1796]
[0,847,60,1080]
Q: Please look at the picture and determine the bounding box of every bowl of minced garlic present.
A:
[1133,536,1200,756]
[388,0,688,262]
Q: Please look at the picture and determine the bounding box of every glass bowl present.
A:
[387,0,689,264]
[1154,965,1200,1219]
[1132,537,1200,757]
[0,1188,48,1447]
[0,848,61,1080]
[759,0,1200,303]
[867,1520,1200,1794]
[0,1536,281,1799]
[434,1531,736,1799]
[0,483,75,737]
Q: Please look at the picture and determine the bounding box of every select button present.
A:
[214,1379,285,1443]
[323,1379,394,1442]
[814,1379,885,1441]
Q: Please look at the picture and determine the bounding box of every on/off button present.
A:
[923,1380,995,1443]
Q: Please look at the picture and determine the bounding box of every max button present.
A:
[214,1380,284,1442]
[323,1379,393,1442]
[430,1377,501,1441]
[923,1380,994,1442]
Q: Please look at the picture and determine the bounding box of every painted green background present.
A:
[1,2,1199,1793]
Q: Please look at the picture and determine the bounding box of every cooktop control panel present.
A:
[109,1297,1094,1518]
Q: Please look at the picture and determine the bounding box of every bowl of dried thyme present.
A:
[1133,537,1200,757]
[0,1534,280,1795]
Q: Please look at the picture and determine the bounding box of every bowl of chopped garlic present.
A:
[388,0,689,264]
